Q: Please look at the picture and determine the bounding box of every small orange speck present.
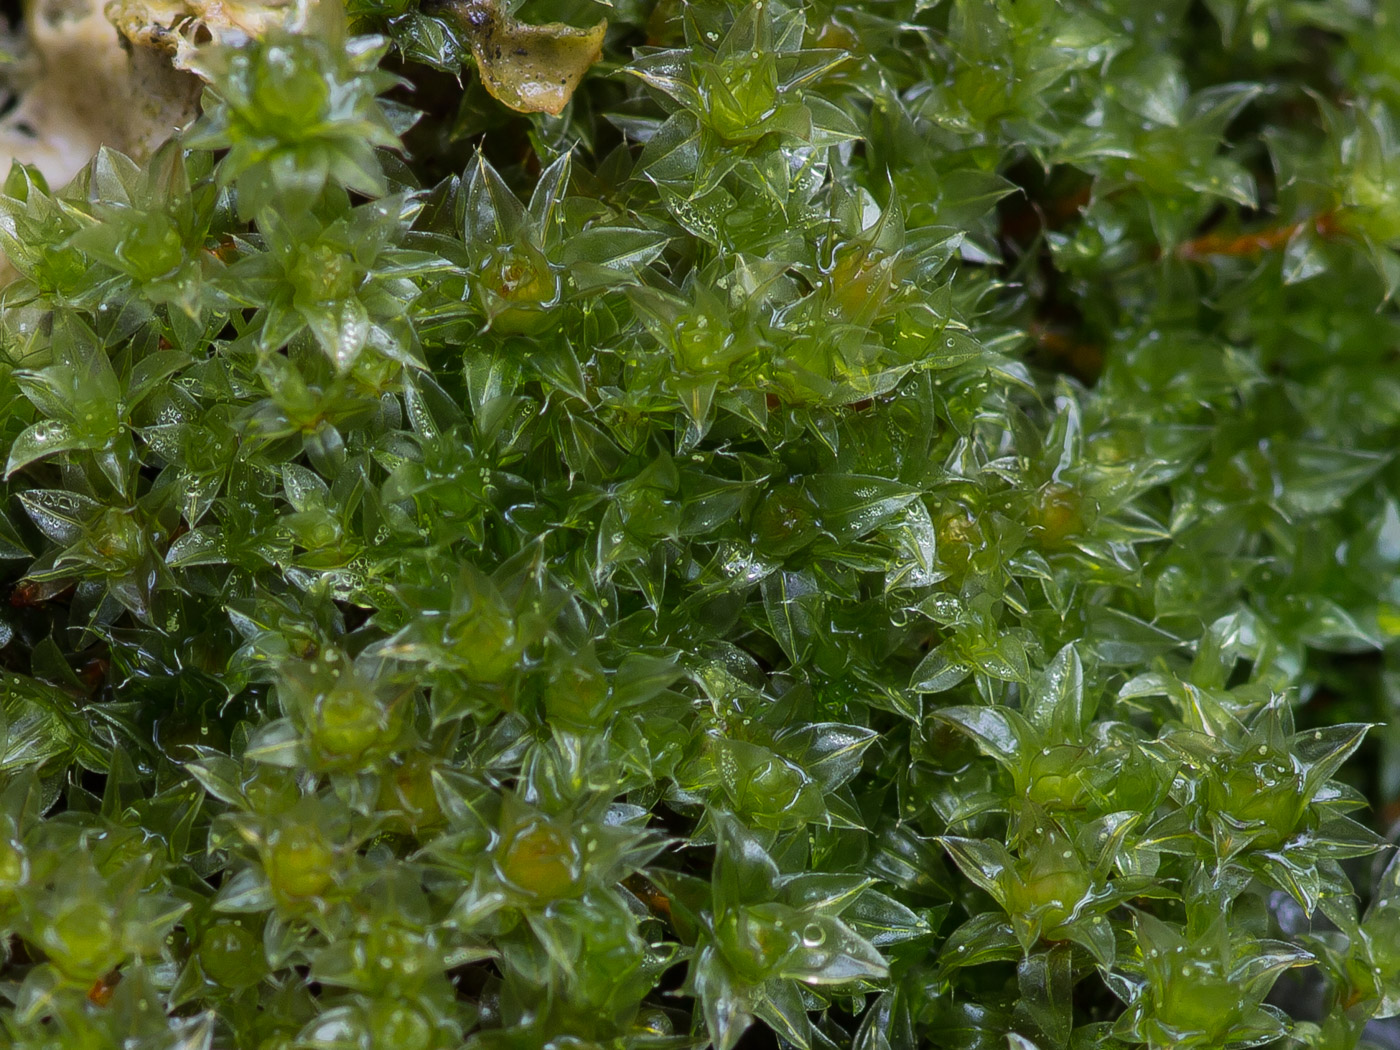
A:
[87,969,122,1006]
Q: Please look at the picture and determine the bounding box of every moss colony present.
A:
[0,0,1399,1047]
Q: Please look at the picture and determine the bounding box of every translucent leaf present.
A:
[754,979,811,1048]
[242,719,303,768]
[693,946,753,1050]
[282,463,330,513]
[778,913,889,985]
[125,350,190,410]
[560,226,670,272]
[1017,948,1073,1047]
[1027,643,1084,735]
[938,911,1020,972]
[639,113,704,186]
[962,632,1031,683]
[1086,609,1183,666]
[451,0,606,116]
[761,570,821,665]
[843,889,930,946]
[182,752,244,805]
[807,475,922,544]
[712,810,780,907]
[776,873,872,914]
[5,419,93,477]
[18,489,101,545]
[777,722,878,793]
[931,706,1029,767]
[911,644,971,693]
[938,837,1012,899]
[166,527,226,567]
[1274,442,1390,517]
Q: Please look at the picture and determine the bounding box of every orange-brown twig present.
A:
[1176,210,1339,261]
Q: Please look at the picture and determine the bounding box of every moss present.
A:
[0,0,1398,1047]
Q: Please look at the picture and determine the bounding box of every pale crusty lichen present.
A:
[0,0,301,196]
[0,0,201,191]
[105,0,299,66]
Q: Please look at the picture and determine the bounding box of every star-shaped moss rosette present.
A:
[1108,911,1314,1049]
[213,191,448,369]
[182,1,407,220]
[0,0,1399,1046]
[930,643,1177,820]
[659,812,926,1050]
[409,148,671,341]
[1135,689,1379,914]
[938,801,1171,972]
[625,1,853,189]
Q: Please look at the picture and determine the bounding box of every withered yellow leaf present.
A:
[449,0,606,117]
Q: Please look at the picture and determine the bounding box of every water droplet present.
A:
[801,923,825,948]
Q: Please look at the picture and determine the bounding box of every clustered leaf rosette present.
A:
[182,2,408,220]
[1107,911,1313,1050]
[0,0,1398,1047]
[216,193,450,370]
[662,812,925,1050]
[938,805,1168,967]
[45,145,229,345]
[1139,690,1378,912]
